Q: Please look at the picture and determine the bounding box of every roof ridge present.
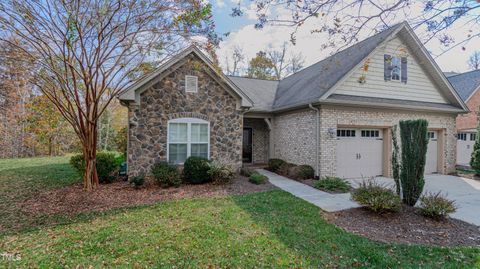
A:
[227,75,279,82]
[447,69,480,79]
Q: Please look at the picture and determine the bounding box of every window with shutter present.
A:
[185,75,198,93]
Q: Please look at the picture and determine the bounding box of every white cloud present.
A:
[217,4,480,74]
[216,0,225,8]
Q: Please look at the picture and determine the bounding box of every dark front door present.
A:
[242,128,253,163]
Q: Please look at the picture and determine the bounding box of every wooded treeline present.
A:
[0,39,127,158]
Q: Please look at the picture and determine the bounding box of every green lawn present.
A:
[0,156,81,234]
[0,157,479,268]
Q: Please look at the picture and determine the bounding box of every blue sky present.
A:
[210,0,480,74]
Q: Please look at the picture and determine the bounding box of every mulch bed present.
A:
[20,176,276,217]
[324,206,480,247]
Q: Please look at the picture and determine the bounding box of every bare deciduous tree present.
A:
[267,43,305,79]
[224,45,245,76]
[0,0,215,190]
[468,51,480,70]
[232,1,480,55]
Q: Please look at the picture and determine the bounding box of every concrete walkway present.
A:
[256,169,360,212]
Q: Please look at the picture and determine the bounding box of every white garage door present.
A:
[336,129,383,179]
[425,131,437,174]
[457,132,476,165]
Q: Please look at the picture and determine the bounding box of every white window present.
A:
[361,130,380,138]
[337,129,356,137]
[471,133,477,141]
[185,75,198,93]
[427,132,435,139]
[167,118,209,164]
[458,133,467,141]
[391,57,401,81]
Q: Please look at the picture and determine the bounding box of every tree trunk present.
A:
[82,121,99,191]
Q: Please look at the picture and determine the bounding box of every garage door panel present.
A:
[457,132,475,165]
[336,129,383,179]
[425,131,438,174]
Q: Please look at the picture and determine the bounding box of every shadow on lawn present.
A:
[230,190,480,268]
[0,162,81,236]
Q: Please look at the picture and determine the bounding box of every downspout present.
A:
[309,104,320,179]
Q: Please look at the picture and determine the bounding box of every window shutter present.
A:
[401,57,407,84]
[185,75,198,93]
[384,54,392,81]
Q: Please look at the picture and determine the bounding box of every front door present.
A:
[242,128,253,163]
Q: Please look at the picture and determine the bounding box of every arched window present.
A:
[167,118,210,164]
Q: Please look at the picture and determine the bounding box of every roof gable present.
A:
[119,46,253,108]
[272,23,403,110]
[448,70,480,102]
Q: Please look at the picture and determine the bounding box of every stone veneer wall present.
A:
[272,109,317,169]
[127,55,242,176]
[319,105,457,177]
[243,118,269,163]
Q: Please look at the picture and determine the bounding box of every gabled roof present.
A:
[273,23,404,110]
[227,76,278,111]
[447,70,480,102]
[118,46,253,108]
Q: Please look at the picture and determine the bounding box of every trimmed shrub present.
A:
[279,162,296,176]
[268,158,286,173]
[129,174,145,189]
[398,119,428,206]
[249,173,268,185]
[183,156,211,184]
[289,165,315,180]
[351,180,402,213]
[471,125,480,174]
[70,152,119,184]
[240,167,254,177]
[314,176,351,193]
[152,162,181,188]
[208,162,235,185]
[418,192,457,219]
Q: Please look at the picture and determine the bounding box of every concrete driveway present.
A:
[347,174,480,226]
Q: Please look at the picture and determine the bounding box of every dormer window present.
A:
[185,75,198,93]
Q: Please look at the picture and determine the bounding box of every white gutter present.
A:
[309,104,320,178]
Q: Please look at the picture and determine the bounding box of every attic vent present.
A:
[185,75,198,93]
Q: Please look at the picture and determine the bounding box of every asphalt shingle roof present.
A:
[447,70,480,101]
[272,23,403,110]
[227,76,278,111]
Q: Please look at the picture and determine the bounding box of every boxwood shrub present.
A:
[249,173,267,185]
[268,158,286,173]
[70,152,119,183]
[152,162,181,188]
[183,156,212,184]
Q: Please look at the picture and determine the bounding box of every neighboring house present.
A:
[119,22,468,179]
[447,70,480,165]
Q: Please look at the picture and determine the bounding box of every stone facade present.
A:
[244,118,269,163]
[272,109,317,170]
[127,55,243,176]
[271,105,457,178]
[456,89,480,131]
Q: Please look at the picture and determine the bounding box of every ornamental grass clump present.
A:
[314,176,351,193]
